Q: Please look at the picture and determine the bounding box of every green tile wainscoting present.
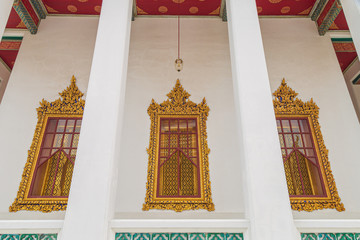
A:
[115,233,243,240]
[302,233,360,240]
[0,234,57,240]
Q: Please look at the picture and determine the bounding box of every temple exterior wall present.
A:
[116,18,244,217]
[260,18,360,219]
[0,16,98,220]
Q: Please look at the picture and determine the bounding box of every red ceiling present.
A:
[329,10,349,31]
[6,8,26,30]
[256,0,316,16]
[0,40,22,70]
[42,0,102,15]
[136,0,221,15]
[332,41,358,72]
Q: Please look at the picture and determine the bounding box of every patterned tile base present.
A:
[302,233,359,240]
[0,234,56,240]
[116,233,243,240]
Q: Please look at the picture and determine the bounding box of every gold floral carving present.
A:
[273,79,344,212]
[9,76,85,212]
[143,79,214,212]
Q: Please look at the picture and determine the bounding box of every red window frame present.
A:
[156,117,201,198]
[276,116,327,197]
[28,117,82,198]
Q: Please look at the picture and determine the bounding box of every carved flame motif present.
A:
[10,76,84,212]
[273,79,344,212]
[143,79,214,212]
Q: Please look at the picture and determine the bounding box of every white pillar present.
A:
[0,1,13,38]
[226,0,300,240]
[59,0,132,239]
[341,0,360,55]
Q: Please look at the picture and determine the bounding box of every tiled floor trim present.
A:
[115,233,243,240]
[302,233,360,240]
[0,234,57,240]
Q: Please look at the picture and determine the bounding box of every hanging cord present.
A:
[178,15,180,59]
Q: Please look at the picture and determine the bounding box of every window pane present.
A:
[72,134,80,148]
[179,134,188,148]
[161,120,169,132]
[306,149,315,157]
[282,120,291,133]
[293,134,303,147]
[66,120,75,133]
[56,120,66,132]
[284,134,293,147]
[53,134,63,148]
[63,134,72,148]
[43,134,54,148]
[276,120,282,133]
[290,120,300,133]
[299,119,310,132]
[41,149,51,157]
[47,119,57,132]
[188,119,196,133]
[75,120,82,133]
[170,119,178,132]
[278,134,285,148]
[179,119,187,132]
[303,134,313,147]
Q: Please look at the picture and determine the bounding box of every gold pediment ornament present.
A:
[143,79,214,212]
[10,76,85,212]
[273,79,344,212]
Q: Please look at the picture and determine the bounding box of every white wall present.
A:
[344,59,360,122]
[115,18,244,218]
[0,61,10,103]
[260,18,360,219]
[0,16,98,219]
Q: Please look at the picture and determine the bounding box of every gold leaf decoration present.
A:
[143,79,214,212]
[273,79,344,212]
[9,76,84,212]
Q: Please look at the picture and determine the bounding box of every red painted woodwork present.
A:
[276,117,326,197]
[29,117,82,198]
[329,10,349,30]
[136,0,221,16]
[42,0,102,15]
[157,118,201,198]
[5,8,26,30]
[256,0,316,16]
[0,39,22,70]
[0,50,19,70]
[334,51,358,72]
[22,0,40,25]
[317,0,335,26]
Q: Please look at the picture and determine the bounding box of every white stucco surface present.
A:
[0,62,10,103]
[260,18,360,219]
[115,18,244,217]
[344,59,360,121]
[0,16,98,219]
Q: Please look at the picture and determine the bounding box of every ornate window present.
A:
[273,79,344,212]
[143,80,214,212]
[10,76,85,212]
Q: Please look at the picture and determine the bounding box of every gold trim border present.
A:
[9,76,85,212]
[142,79,214,212]
[273,79,344,212]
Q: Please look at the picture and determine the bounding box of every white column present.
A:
[59,0,132,239]
[0,1,13,38]
[341,0,360,55]
[226,0,300,240]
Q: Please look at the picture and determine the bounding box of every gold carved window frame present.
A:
[143,80,214,212]
[273,79,344,212]
[10,76,85,212]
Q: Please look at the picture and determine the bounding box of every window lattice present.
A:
[158,118,199,197]
[276,118,325,197]
[30,118,82,197]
